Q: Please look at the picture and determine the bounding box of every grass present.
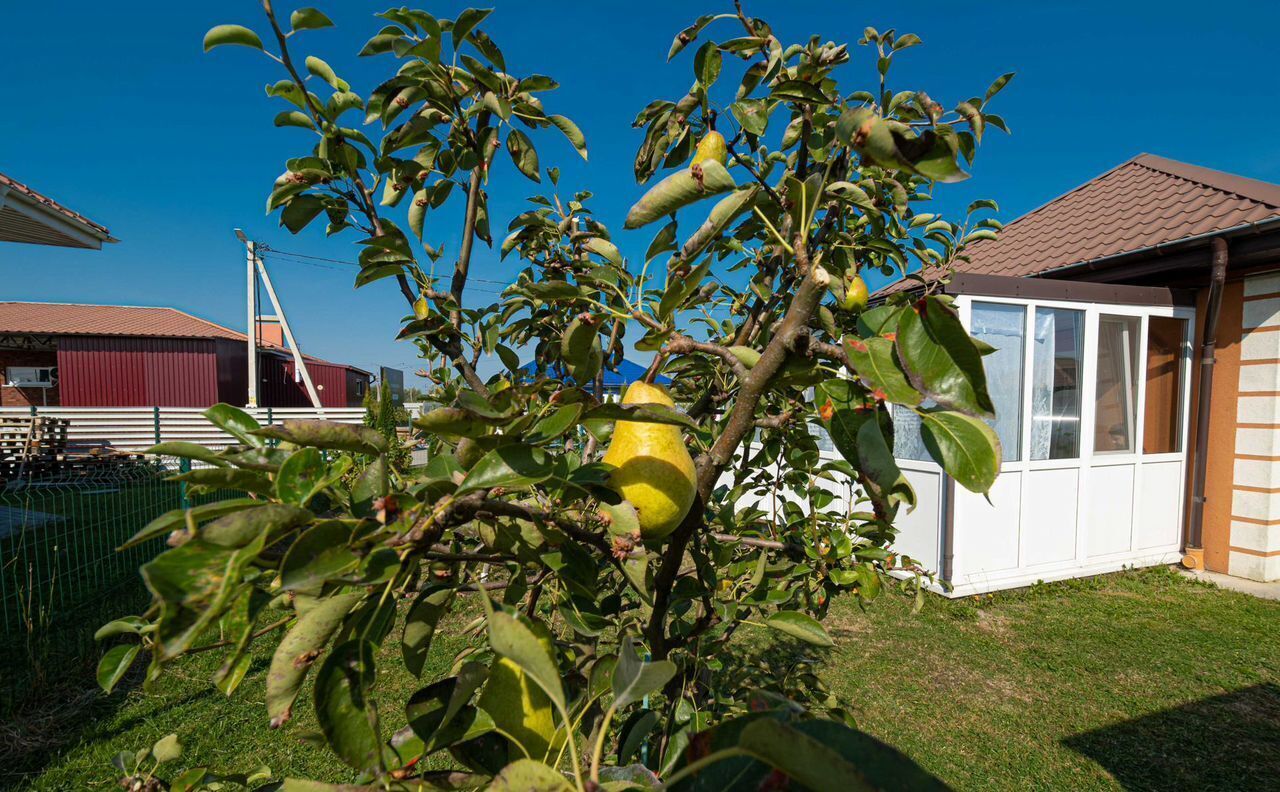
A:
[3,566,1277,791]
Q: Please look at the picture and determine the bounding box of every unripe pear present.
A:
[602,381,697,542]
[839,274,869,312]
[691,130,728,168]
[727,345,761,370]
[476,617,563,760]
[413,295,430,320]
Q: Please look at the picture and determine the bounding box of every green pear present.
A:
[602,381,697,542]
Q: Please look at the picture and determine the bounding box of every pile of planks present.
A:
[0,415,70,479]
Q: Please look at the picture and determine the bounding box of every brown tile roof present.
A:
[0,302,244,340]
[0,301,366,373]
[878,154,1280,294]
[0,171,116,245]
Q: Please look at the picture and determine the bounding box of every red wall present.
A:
[57,336,220,407]
[259,355,367,407]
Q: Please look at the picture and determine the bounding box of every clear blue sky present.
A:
[2,1,1275,383]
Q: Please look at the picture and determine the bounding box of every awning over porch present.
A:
[0,172,116,249]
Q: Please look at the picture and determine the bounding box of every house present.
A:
[881,154,1280,591]
[0,302,370,409]
[0,171,116,249]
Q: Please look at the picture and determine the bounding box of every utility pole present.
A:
[235,229,258,407]
[255,256,323,411]
[234,230,323,411]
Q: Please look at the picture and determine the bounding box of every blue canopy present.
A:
[519,358,670,391]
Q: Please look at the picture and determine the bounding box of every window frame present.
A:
[949,294,1193,472]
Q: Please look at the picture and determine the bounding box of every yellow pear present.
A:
[602,381,697,542]
[691,130,728,168]
[476,618,562,761]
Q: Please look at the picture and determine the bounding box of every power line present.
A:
[259,246,513,287]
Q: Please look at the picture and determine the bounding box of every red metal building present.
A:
[0,302,369,408]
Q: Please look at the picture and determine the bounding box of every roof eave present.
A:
[0,184,117,249]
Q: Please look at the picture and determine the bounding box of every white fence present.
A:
[0,406,365,452]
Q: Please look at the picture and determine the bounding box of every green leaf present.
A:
[203,24,263,53]
[415,407,492,439]
[290,7,334,31]
[895,297,994,417]
[152,733,182,764]
[403,586,455,677]
[266,591,364,727]
[204,403,264,447]
[646,220,678,263]
[612,639,677,709]
[986,72,1016,101]
[275,448,326,506]
[201,503,311,548]
[764,611,834,647]
[624,160,737,229]
[281,194,325,233]
[730,98,769,136]
[452,8,493,52]
[253,420,388,455]
[680,185,759,262]
[406,672,494,754]
[843,337,921,406]
[583,236,622,268]
[694,41,722,87]
[920,410,1001,494]
[280,521,358,590]
[488,759,573,791]
[771,79,831,104]
[856,413,915,511]
[273,110,316,131]
[97,644,140,693]
[548,115,587,161]
[172,467,273,497]
[506,129,540,183]
[582,402,698,431]
[305,55,345,90]
[95,616,150,640]
[484,608,565,711]
[738,718,871,791]
[145,441,228,468]
[122,498,260,549]
[457,444,554,494]
[526,403,585,444]
[314,640,382,773]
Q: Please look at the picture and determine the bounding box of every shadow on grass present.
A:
[0,578,159,789]
[1063,683,1280,791]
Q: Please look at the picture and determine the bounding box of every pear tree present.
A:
[102,4,1012,789]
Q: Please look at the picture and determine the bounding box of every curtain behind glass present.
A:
[1031,308,1083,460]
[971,303,1026,462]
[1094,315,1139,453]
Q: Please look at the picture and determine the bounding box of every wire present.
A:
[259,246,513,287]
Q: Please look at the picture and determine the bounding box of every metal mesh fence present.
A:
[0,456,240,635]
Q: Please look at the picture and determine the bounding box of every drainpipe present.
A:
[1183,237,1228,569]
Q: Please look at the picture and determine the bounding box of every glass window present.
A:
[1094,315,1140,453]
[1144,316,1187,454]
[1030,307,1084,460]
[971,302,1026,462]
[892,402,930,461]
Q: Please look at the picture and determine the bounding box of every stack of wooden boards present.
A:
[0,416,140,480]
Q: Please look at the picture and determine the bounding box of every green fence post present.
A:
[178,457,191,509]
[153,406,162,445]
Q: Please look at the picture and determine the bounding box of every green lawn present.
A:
[4,567,1277,791]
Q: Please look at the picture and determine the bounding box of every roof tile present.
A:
[881,154,1280,294]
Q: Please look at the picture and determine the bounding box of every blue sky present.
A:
[2,1,1275,383]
